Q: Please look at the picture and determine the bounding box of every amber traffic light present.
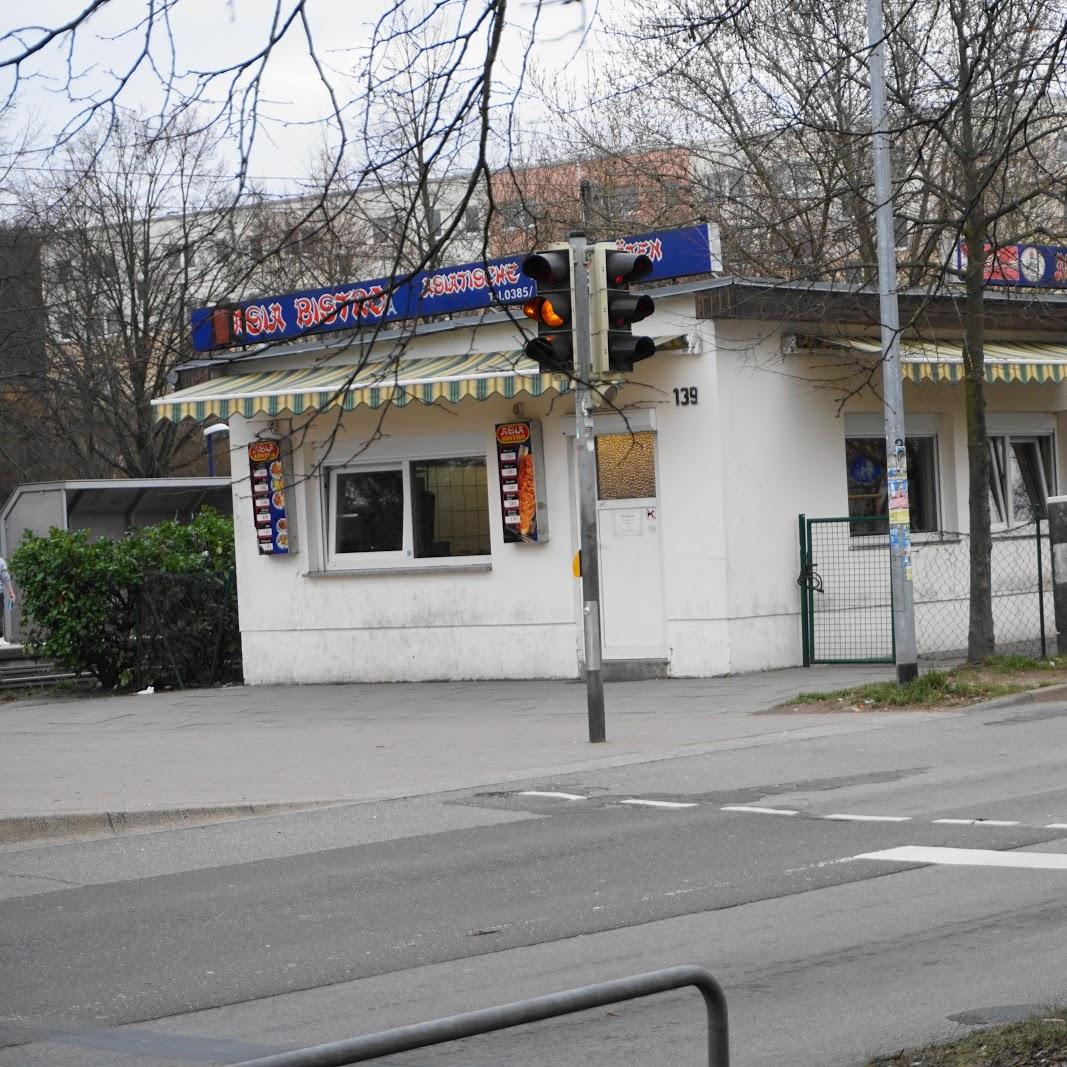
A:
[521,248,575,374]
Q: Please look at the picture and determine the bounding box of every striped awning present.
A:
[824,338,1067,384]
[152,350,571,422]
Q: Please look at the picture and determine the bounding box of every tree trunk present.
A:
[963,229,994,661]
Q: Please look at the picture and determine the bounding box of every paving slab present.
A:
[0,665,941,842]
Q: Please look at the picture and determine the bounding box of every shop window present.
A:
[334,469,404,554]
[988,434,1054,525]
[845,436,939,536]
[411,458,491,557]
[329,455,490,564]
[596,432,657,500]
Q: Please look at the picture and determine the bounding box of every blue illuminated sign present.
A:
[190,224,718,351]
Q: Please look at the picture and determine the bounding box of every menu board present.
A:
[248,440,292,555]
[495,420,549,544]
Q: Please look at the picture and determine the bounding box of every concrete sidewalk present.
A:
[1,664,943,843]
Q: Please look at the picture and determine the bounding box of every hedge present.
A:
[11,508,241,690]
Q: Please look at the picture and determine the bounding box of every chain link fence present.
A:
[912,521,1052,661]
[800,515,1053,663]
[135,568,242,689]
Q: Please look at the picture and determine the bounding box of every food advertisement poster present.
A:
[248,440,293,555]
[495,420,549,544]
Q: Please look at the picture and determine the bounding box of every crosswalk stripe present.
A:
[855,845,1067,870]
[518,791,586,801]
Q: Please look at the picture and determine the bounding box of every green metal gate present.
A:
[798,514,894,665]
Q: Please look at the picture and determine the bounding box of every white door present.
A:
[595,431,667,659]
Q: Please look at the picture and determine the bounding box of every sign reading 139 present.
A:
[673,387,699,406]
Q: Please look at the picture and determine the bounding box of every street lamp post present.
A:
[203,422,229,478]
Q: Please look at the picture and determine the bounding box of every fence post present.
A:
[799,514,810,667]
[1036,510,1048,659]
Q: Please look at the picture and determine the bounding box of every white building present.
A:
[154,276,1067,683]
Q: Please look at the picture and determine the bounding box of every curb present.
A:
[0,800,338,848]
[968,682,1067,712]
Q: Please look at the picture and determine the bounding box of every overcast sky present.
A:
[0,1,616,191]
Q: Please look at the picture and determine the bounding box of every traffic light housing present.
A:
[590,244,656,376]
[521,247,574,374]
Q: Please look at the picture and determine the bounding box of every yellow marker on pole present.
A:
[572,551,582,578]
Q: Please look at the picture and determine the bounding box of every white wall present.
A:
[712,322,849,672]
[229,385,581,684]
[224,295,1067,684]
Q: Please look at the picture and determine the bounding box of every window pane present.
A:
[335,470,404,553]
[988,438,1007,524]
[596,432,656,500]
[1010,439,1052,521]
[846,437,886,534]
[411,457,490,558]
[845,436,938,535]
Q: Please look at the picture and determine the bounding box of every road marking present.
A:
[824,813,911,822]
[934,818,1020,826]
[620,799,699,809]
[721,805,799,816]
[518,791,587,801]
[1046,823,1067,829]
[856,845,1067,870]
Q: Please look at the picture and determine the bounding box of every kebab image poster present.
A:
[495,420,549,543]
[248,439,292,554]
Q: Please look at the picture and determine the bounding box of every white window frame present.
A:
[987,432,1055,528]
[329,463,409,564]
[320,433,492,572]
[843,414,942,537]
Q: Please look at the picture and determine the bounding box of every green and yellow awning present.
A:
[826,338,1067,384]
[152,350,571,422]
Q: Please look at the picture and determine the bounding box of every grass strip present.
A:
[790,656,1065,710]
[869,1010,1067,1065]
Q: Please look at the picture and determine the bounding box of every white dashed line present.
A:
[721,805,799,816]
[933,818,1020,827]
[824,814,912,823]
[855,845,1067,870]
[513,793,1061,829]
[518,791,587,801]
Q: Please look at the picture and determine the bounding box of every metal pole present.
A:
[571,231,606,743]
[230,965,729,1067]
[799,514,811,667]
[867,0,918,684]
[1036,508,1047,659]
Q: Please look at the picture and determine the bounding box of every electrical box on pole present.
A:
[589,243,656,378]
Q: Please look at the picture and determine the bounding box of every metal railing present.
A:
[231,965,729,1067]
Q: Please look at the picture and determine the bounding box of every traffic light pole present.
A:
[570,231,607,743]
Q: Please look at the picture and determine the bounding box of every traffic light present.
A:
[590,243,656,376]
[521,246,574,374]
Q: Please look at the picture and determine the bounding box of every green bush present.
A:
[11,509,240,690]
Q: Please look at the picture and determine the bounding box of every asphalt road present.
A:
[3,698,1067,1066]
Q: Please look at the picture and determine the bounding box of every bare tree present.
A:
[570,0,1067,660]
[0,2,522,321]
[6,112,254,479]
